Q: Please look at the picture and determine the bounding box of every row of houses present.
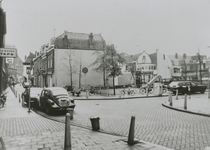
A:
[22,31,210,89]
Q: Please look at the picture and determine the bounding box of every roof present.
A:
[24,52,35,63]
[149,53,157,64]
[52,32,106,50]
[123,53,141,62]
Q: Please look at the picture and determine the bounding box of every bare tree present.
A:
[60,50,77,87]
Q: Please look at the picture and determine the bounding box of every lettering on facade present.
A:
[0,48,17,58]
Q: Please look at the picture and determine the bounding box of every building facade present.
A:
[118,49,172,87]
[33,31,106,88]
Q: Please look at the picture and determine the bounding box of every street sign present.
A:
[6,58,14,64]
[82,67,88,74]
[0,48,17,58]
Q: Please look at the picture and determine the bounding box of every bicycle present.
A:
[0,91,8,108]
[119,87,135,96]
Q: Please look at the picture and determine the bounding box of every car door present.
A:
[42,90,49,108]
[40,90,45,108]
[190,82,197,93]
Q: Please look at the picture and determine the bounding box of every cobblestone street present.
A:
[39,93,210,150]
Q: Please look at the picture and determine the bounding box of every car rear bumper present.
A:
[51,105,76,112]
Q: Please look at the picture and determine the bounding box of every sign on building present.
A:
[6,58,14,64]
[26,67,31,74]
[0,48,17,58]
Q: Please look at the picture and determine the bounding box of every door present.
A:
[40,90,45,108]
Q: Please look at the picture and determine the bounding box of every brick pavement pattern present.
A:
[42,91,210,150]
[0,86,171,150]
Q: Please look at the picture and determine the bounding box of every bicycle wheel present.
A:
[139,88,146,94]
[130,90,135,96]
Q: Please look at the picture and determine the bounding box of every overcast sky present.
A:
[2,0,210,61]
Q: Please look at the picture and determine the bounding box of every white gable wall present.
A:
[157,52,173,79]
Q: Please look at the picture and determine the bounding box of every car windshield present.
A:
[30,88,42,97]
[169,82,179,87]
[51,88,68,96]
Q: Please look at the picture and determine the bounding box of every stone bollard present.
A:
[19,94,21,103]
[168,92,172,106]
[64,113,71,150]
[127,116,138,145]
[184,94,187,110]
[175,89,178,100]
[67,108,74,120]
[146,87,149,97]
[15,90,17,98]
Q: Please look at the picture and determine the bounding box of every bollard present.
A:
[184,94,187,110]
[127,116,138,146]
[19,94,21,103]
[15,90,17,98]
[64,113,71,150]
[168,92,172,106]
[146,87,149,97]
[67,108,74,119]
[175,89,178,100]
[22,96,24,107]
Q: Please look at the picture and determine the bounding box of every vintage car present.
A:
[168,81,207,95]
[21,87,42,107]
[35,87,76,114]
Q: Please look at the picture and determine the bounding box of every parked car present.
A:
[168,81,207,95]
[36,87,76,114]
[21,87,42,107]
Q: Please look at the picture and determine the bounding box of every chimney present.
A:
[25,55,27,61]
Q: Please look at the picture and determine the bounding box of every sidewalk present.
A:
[162,92,210,117]
[0,86,172,150]
[71,90,169,100]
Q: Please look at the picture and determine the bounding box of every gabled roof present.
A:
[149,53,157,65]
[123,53,141,63]
[24,52,35,63]
[52,32,106,50]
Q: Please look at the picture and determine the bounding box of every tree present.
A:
[175,53,178,59]
[183,53,186,59]
[60,50,77,87]
[182,53,187,79]
[91,44,126,95]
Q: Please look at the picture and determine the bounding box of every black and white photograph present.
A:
[0,0,210,149]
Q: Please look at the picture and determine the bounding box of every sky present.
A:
[2,0,210,61]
